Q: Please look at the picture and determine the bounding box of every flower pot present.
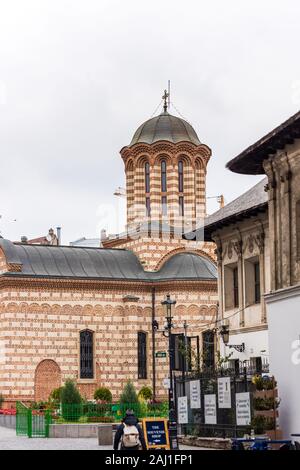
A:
[254,410,278,418]
[253,389,278,399]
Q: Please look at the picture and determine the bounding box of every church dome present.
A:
[129,111,201,146]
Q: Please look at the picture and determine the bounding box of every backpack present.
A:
[121,423,141,448]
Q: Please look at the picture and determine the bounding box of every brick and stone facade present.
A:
[0,105,218,406]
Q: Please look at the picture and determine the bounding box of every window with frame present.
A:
[233,267,239,308]
[146,197,151,216]
[80,330,94,379]
[254,262,261,303]
[178,160,184,193]
[161,160,167,193]
[145,162,150,194]
[161,196,167,216]
[138,332,147,379]
[179,196,184,216]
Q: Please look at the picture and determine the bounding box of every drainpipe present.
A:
[151,287,156,401]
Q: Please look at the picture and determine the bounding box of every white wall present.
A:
[220,329,269,361]
[266,285,300,438]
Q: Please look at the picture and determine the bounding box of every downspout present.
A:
[151,286,156,401]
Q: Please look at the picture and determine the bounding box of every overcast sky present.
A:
[0,0,300,244]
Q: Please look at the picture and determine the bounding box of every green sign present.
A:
[155,351,167,358]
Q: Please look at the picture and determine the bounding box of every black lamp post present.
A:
[161,294,179,450]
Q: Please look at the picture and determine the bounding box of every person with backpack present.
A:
[113,409,147,450]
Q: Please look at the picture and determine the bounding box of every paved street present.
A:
[0,426,206,450]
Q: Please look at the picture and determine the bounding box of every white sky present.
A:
[0,0,299,243]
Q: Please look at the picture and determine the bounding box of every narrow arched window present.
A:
[138,332,147,379]
[178,160,184,193]
[161,160,167,193]
[145,162,150,194]
[80,330,94,379]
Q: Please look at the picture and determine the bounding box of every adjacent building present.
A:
[226,109,300,437]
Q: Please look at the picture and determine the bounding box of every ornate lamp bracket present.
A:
[228,343,245,353]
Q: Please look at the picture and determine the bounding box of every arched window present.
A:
[138,332,147,379]
[80,330,94,379]
[145,162,150,194]
[161,160,167,193]
[178,160,184,193]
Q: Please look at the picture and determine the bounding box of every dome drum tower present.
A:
[120,109,212,233]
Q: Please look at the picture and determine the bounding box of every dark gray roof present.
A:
[129,111,201,146]
[226,110,300,174]
[186,178,268,241]
[152,253,217,281]
[0,240,216,282]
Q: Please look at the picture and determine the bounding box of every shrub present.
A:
[251,415,276,433]
[61,380,82,421]
[94,387,112,403]
[120,381,139,404]
[119,381,140,417]
[138,386,153,402]
[0,394,4,409]
[49,387,64,403]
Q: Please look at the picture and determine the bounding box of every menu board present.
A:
[142,418,170,450]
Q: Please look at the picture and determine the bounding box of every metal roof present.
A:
[186,178,268,241]
[129,111,201,146]
[226,110,300,174]
[0,240,217,282]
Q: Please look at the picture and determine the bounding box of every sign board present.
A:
[190,380,201,409]
[204,394,217,424]
[162,378,170,389]
[218,377,231,408]
[142,418,170,450]
[178,396,188,424]
[236,392,251,426]
[155,351,167,358]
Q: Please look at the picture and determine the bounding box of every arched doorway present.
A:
[34,360,61,402]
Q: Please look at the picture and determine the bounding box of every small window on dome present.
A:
[161,160,167,193]
[178,160,184,193]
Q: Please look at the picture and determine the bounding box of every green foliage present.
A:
[0,394,4,409]
[61,380,82,405]
[138,386,153,401]
[251,415,276,434]
[61,380,82,421]
[49,387,64,403]
[94,387,112,403]
[253,397,280,411]
[119,381,139,404]
[252,375,277,391]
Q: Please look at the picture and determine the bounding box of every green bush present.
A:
[119,381,140,417]
[49,387,64,403]
[120,381,139,404]
[251,415,276,434]
[94,387,112,403]
[0,394,4,409]
[61,380,82,421]
[138,386,153,401]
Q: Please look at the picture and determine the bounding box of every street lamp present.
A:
[219,324,230,345]
[161,294,178,450]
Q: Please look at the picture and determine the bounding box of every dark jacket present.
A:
[113,415,146,450]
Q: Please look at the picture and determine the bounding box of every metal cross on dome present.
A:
[162,89,169,112]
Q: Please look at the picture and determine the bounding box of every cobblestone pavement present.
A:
[0,426,205,450]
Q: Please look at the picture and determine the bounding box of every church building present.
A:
[0,97,218,407]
